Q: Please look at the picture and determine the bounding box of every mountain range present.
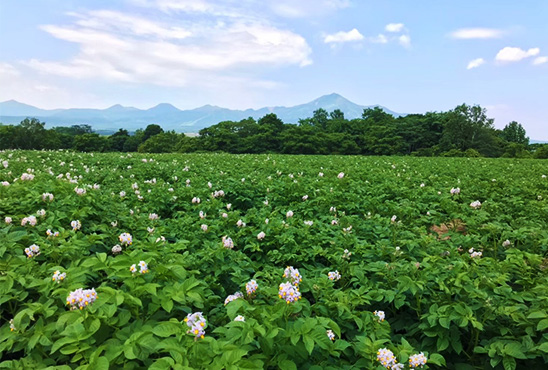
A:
[0,93,401,133]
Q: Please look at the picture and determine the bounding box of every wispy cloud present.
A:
[533,56,548,65]
[451,28,503,39]
[25,9,312,88]
[398,34,411,48]
[495,47,540,62]
[385,23,404,33]
[324,28,364,44]
[467,58,485,69]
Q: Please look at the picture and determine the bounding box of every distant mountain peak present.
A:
[0,93,402,133]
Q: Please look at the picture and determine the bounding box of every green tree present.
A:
[73,133,107,152]
[138,131,180,153]
[108,129,130,151]
[143,124,164,141]
[13,118,46,149]
[501,121,529,145]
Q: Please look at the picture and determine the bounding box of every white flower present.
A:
[119,232,132,246]
[36,209,46,217]
[192,197,201,204]
[222,236,234,249]
[1,181,9,186]
[420,183,425,187]
[318,172,324,177]
[327,329,335,341]
[374,310,385,322]
[201,224,208,232]
[257,231,265,240]
[328,271,341,281]
[222,212,228,218]
[199,211,206,219]
[226,203,232,210]
[52,270,66,283]
[470,200,482,209]
[5,216,12,224]
[149,213,159,220]
[112,245,122,254]
[409,352,428,368]
[391,215,397,223]
[337,172,345,179]
[502,239,511,247]
[450,187,460,195]
[234,315,245,322]
[304,220,313,226]
[286,211,294,218]
[236,219,246,227]
[71,220,81,230]
[302,195,308,201]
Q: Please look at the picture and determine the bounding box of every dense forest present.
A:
[1,104,547,158]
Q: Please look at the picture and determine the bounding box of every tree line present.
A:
[1,104,547,158]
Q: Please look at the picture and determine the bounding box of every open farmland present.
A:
[1,151,547,369]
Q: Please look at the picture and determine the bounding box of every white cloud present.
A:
[533,56,548,65]
[451,28,503,39]
[269,0,350,18]
[495,47,540,62]
[398,34,411,48]
[25,10,312,88]
[467,58,485,69]
[324,28,364,43]
[0,63,20,77]
[369,34,388,44]
[385,23,404,33]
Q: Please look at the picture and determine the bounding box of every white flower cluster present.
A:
[185,312,206,339]
[374,310,386,322]
[20,173,35,181]
[377,348,402,369]
[224,291,243,305]
[52,270,66,283]
[409,352,428,368]
[222,236,234,249]
[148,213,159,220]
[212,190,225,198]
[328,271,341,281]
[257,231,265,240]
[246,280,258,295]
[74,187,87,196]
[119,232,132,246]
[470,200,482,209]
[21,215,37,226]
[327,329,335,341]
[450,187,460,195]
[130,261,149,274]
[192,197,200,204]
[24,244,40,258]
[71,220,81,231]
[46,229,59,237]
[42,192,54,202]
[278,282,301,304]
[469,248,482,258]
[112,245,122,254]
[66,288,98,310]
[283,266,302,285]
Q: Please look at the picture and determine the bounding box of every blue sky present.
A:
[1,0,547,139]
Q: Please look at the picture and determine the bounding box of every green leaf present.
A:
[278,360,297,370]
[504,342,527,359]
[527,311,546,319]
[92,356,110,370]
[502,356,516,370]
[537,319,548,331]
[161,299,174,313]
[428,353,446,366]
[152,322,181,337]
[97,253,107,263]
[303,336,314,355]
[538,342,548,353]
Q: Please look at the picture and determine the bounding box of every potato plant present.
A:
[0,151,547,369]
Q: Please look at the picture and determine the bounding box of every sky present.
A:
[1,0,547,139]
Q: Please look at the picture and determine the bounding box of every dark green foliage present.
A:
[0,104,542,157]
